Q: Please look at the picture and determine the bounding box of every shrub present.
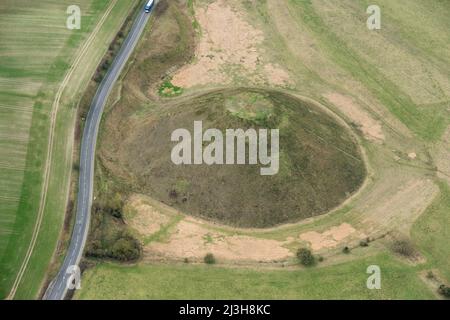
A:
[296,248,315,266]
[110,237,140,261]
[438,285,450,298]
[343,246,351,254]
[101,61,110,70]
[86,205,141,263]
[391,239,416,257]
[106,193,124,218]
[155,0,169,17]
[169,189,178,198]
[158,80,183,97]
[359,240,369,247]
[94,72,103,83]
[204,253,216,264]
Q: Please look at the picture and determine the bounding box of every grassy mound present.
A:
[102,88,365,228]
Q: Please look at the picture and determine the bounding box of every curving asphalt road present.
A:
[44,6,152,300]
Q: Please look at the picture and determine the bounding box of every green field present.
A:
[76,254,434,300]
[285,0,450,141]
[0,0,137,299]
[412,181,450,282]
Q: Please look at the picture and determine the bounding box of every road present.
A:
[44,5,152,300]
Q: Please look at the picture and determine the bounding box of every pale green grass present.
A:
[0,0,70,259]
[0,1,97,298]
[285,0,450,141]
[412,180,450,282]
[76,254,434,300]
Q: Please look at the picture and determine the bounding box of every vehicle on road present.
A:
[145,0,154,13]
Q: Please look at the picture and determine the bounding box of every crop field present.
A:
[0,0,74,267]
[0,0,137,299]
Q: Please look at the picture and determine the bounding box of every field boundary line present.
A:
[7,0,118,299]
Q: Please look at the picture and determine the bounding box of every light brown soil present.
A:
[172,0,291,88]
[144,219,292,263]
[125,195,170,235]
[124,194,292,263]
[324,93,385,142]
[299,223,365,251]
[264,63,292,86]
[408,152,417,159]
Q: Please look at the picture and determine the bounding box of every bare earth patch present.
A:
[408,152,417,159]
[299,223,365,251]
[324,93,385,142]
[172,0,291,88]
[124,195,292,263]
[125,195,171,235]
[144,219,292,263]
[263,63,292,86]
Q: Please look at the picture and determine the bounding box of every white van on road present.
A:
[145,0,154,13]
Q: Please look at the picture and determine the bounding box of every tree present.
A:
[204,253,216,264]
[438,285,450,298]
[296,248,315,266]
[391,239,416,257]
[110,237,140,261]
[106,193,124,218]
